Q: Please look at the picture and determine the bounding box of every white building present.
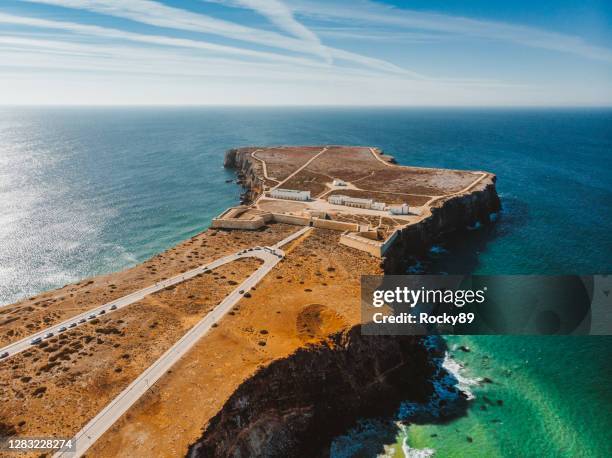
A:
[329,194,372,208]
[270,188,310,201]
[328,194,386,211]
[328,194,345,206]
[389,203,410,215]
[332,179,347,186]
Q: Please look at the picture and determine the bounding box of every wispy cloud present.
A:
[289,0,612,63]
[0,12,324,67]
[313,27,444,43]
[0,31,387,82]
[20,0,331,60]
[209,0,331,62]
[0,13,438,84]
[2,0,610,105]
[20,0,424,74]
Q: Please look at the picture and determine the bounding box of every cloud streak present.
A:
[2,0,610,105]
[20,0,424,74]
[218,0,330,61]
[289,0,612,63]
[20,0,332,60]
[0,12,324,67]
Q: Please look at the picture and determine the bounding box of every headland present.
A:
[0,146,499,457]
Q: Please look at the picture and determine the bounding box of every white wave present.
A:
[402,440,435,458]
[441,353,478,401]
[398,423,435,458]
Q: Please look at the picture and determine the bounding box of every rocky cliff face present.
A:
[204,149,500,457]
[225,148,501,268]
[187,329,441,458]
[224,148,265,204]
[383,175,501,273]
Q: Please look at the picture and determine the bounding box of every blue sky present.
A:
[1,0,611,105]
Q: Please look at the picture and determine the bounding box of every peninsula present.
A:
[0,146,500,457]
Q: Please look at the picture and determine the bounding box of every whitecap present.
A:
[441,353,478,401]
[398,424,435,458]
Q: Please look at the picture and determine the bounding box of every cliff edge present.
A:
[188,329,442,457]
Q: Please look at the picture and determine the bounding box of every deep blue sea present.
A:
[0,107,610,456]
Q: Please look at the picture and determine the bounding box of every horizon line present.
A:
[2,104,612,109]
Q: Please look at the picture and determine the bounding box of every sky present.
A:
[0,0,611,106]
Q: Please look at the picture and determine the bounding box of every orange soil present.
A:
[87,228,381,458]
[0,257,262,450]
[0,224,297,347]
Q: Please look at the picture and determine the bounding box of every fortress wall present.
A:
[359,230,380,241]
[380,230,400,256]
[270,213,311,226]
[313,219,359,232]
[211,215,267,230]
[339,233,383,258]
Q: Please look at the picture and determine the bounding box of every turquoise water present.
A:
[399,335,612,457]
[0,107,610,456]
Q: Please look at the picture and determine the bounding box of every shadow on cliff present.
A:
[329,341,472,457]
[407,196,528,275]
[186,329,443,458]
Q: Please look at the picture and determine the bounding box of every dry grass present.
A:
[0,258,262,444]
[0,224,297,347]
[281,169,331,197]
[269,145,481,197]
[255,147,321,181]
[85,228,382,458]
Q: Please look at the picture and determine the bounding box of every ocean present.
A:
[0,107,610,456]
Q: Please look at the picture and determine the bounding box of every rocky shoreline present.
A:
[185,149,501,456]
[187,330,445,457]
[383,176,501,273]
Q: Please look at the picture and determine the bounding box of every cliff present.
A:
[224,148,502,270]
[224,148,265,204]
[199,147,499,457]
[187,329,441,458]
[383,174,501,273]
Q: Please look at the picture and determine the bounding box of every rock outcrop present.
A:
[224,148,265,204]
[187,329,440,458]
[383,174,501,273]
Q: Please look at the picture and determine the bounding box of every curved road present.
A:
[0,251,265,359]
[0,227,310,361]
[35,226,311,458]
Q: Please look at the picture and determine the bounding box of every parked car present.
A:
[99,310,106,315]
[239,290,245,294]
[69,323,77,328]
[79,318,86,324]
[58,326,67,332]
[31,337,42,345]
[88,314,96,320]
[44,332,54,339]
[1,352,9,359]
[110,304,117,310]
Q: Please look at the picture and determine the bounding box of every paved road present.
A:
[250,149,280,185]
[0,227,309,362]
[0,251,263,360]
[49,226,310,458]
